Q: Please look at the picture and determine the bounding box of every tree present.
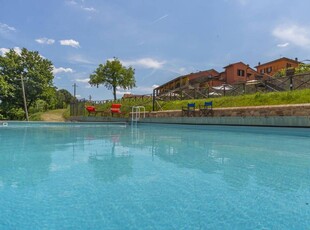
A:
[295,63,310,74]
[89,58,136,100]
[55,89,74,108]
[0,48,55,119]
[273,63,310,78]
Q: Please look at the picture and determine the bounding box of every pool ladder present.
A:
[131,106,145,124]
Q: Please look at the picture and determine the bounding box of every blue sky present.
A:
[1,0,310,100]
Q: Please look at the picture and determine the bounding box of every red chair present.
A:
[85,106,106,116]
[111,104,122,116]
[86,106,96,116]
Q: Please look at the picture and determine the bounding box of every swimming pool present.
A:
[0,122,309,229]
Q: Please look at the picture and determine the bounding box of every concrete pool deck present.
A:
[69,103,310,127]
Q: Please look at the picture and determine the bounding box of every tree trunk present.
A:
[113,86,117,100]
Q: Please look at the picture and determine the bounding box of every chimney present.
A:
[295,57,298,61]
[258,62,261,66]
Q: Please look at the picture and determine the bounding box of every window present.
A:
[237,69,245,76]
[267,67,272,73]
[287,63,292,68]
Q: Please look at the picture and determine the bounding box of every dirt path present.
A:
[41,109,66,122]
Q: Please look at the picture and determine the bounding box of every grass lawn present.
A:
[30,109,68,121]
[90,89,310,115]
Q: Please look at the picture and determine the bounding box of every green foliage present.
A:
[89,58,136,100]
[295,63,310,74]
[0,48,55,120]
[62,106,71,120]
[273,68,290,77]
[274,63,310,77]
[29,112,44,121]
[55,89,74,109]
[29,99,48,114]
[4,107,26,120]
[90,89,310,114]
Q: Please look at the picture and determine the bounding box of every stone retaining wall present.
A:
[69,104,310,127]
[146,103,310,118]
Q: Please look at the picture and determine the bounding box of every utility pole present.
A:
[21,75,29,121]
[72,83,77,98]
[72,83,78,116]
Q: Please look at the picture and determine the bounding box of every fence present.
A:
[155,72,310,99]
[151,72,310,111]
[70,94,153,116]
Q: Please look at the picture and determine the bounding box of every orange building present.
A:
[154,69,221,96]
[219,62,258,84]
[255,57,300,77]
[154,58,302,98]
[188,69,222,88]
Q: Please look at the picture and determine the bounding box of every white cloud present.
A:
[35,37,55,45]
[0,48,10,56]
[132,85,159,94]
[60,39,80,48]
[69,54,93,64]
[66,0,77,5]
[152,14,168,24]
[66,0,96,12]
[277,42,290,48]
[178,67,187,74]
[53,66,74,74]
[81,6,96,12]
[116,90,132,95]
[1,47,22,56]
[121,58,165,69]
[13,47,22,55]
[0,22,16,33]
[76,78,90,83]
[272,24,310,48]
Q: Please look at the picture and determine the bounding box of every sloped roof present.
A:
[223,61,257,72]
[155,69,219,89]
[255,57,300,68]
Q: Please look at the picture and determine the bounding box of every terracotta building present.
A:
[153,57,301,99]
[154,69,221,96]
[219,62,258,84]
[255,57,300,77]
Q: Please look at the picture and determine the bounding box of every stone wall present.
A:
[69,104,310,127]
[146,103,310,118]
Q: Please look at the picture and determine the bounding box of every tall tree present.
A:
[0,48,55,119]
[55,89,74,108]
[89,58,136,100]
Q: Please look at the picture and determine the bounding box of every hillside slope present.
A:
[40,109,66,122]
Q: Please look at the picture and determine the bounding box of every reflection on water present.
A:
[88,137,133,182]
[0,127,52,187]
[132,125,310,191]
[0,124,310,229]
[1,124,309,191]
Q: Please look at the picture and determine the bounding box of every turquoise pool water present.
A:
[0,122,309,229]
